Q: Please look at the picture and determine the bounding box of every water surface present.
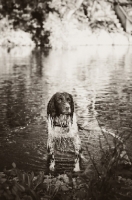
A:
[0,46,132,172]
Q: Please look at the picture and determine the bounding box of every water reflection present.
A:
[0,46,132,171]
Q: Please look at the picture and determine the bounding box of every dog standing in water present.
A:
[47,92,81,172]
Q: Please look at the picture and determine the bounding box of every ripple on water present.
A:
[0,46,132,172]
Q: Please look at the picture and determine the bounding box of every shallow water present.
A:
[0,46,132,172]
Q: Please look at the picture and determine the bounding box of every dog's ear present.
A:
[69,94,74,115]
[47,94,56,117]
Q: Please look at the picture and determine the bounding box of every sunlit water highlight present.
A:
[0,46,132,172]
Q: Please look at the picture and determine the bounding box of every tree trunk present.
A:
[63,0,84,20]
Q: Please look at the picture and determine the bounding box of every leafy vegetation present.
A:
[0,0,50,46]
[0,0,126,47]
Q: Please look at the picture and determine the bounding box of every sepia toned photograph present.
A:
[0,0,132,199]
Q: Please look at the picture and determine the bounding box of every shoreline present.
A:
[0,28,132,48]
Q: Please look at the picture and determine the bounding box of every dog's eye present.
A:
[58,97,63,103]
[67,98,71,102]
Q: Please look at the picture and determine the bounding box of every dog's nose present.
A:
[66,106,70,111]
[65,103,70,111]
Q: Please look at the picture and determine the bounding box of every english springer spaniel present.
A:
[47,92,81,172]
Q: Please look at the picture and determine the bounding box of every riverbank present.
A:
[0,18,35,47]
[0,18,131,48]
[46,18,132,49]
[0,0,132,48]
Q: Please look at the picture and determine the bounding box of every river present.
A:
[0,46,132,172]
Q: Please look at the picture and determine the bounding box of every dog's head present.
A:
[47,92,74,127]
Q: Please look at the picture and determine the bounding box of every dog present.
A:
[47,92,82,172]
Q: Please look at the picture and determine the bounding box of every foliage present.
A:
[0,0,51,46]
[0,0,124,47]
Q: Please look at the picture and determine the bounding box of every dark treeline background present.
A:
[0,0,51,46]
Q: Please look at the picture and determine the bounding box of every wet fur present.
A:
[47,92,74,118]
[47,92,81,172]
